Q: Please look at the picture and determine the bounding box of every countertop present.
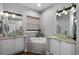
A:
[0,34,27,40]
[0,34,76,44]
[47,35,76,44]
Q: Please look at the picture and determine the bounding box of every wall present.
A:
[40,3,72,36]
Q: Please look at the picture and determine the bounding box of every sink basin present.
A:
[30,37,47,44]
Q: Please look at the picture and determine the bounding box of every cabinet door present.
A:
[2,39,14,55]
[60,41,75,55]
[50,39,60,55]
[0,40,2,54]
[9,39,14,54]
[14,38,24,52]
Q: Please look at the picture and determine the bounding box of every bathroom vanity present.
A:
[0,11,25,55]
[47,35,76,55]
[0,35,25,55]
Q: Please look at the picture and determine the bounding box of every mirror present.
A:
[8,17,22,34]
[1,15,23,37]
[56,13,70,35]
[56,7,76,40]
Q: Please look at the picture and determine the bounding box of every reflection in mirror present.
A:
[1,14,23,37]
[56,13,70,35]
[8,17,23,36]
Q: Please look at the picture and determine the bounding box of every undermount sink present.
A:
[30,37,47,44]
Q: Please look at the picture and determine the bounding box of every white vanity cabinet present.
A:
[14,37,24,52]
[50,39,75,55]
[2,39,14,55]
[0,37,24,55]
[60,41,75,55]
[50,39,60,55]
[0,40,2,54]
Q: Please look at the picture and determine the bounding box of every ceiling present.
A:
[19,3,54,12]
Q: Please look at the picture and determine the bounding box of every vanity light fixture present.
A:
[3,11,22,18]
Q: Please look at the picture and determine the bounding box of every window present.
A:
[27,16,39,31]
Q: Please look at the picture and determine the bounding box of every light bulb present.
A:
[58,13,61,16]
[71,6,76,12]
[64,11,68,15]
[62,10,66,13]
[12,14,16,18]
[73,9,76,12]
[5,13,9,17]
[71,7,74,10]
[0,12,4,15]
[75,20,77,23]
[56,13,59,15]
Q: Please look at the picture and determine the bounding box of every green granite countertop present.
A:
[0,34,26,40]
[47,34,76,44]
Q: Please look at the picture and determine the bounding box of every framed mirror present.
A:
[56,4,76,40]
